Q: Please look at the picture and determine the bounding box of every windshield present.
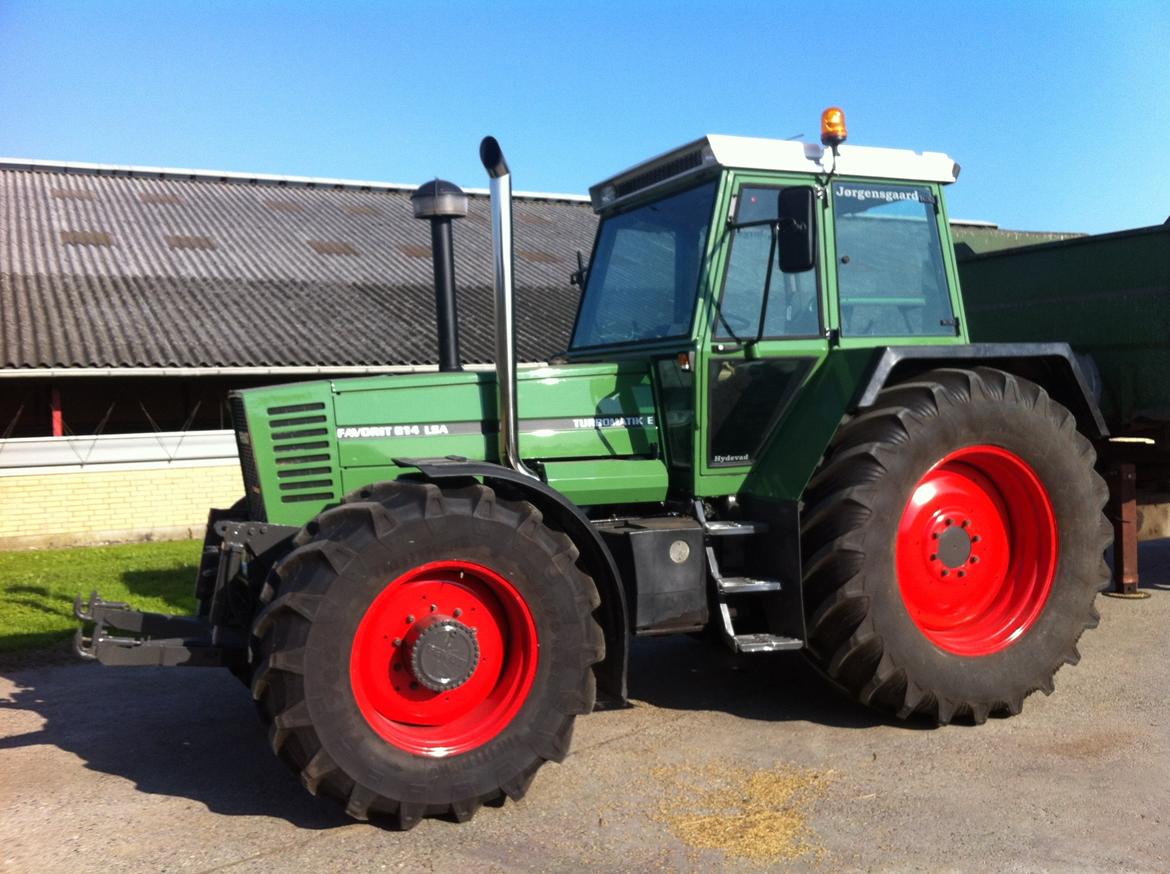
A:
[571,181,717,349]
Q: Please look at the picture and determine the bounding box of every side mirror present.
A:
[778,187,817,274]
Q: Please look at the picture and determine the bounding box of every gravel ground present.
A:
[2,543,1168,873]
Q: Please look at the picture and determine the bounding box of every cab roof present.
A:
[589,134,960,211]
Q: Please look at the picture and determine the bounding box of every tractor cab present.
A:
[567,115,966,501]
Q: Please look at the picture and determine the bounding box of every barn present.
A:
[0,158,598,547]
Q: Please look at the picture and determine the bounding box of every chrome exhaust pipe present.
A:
[480,136,538,480]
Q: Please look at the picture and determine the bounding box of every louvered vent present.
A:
[266,401,339,505]
[614,149,705,199]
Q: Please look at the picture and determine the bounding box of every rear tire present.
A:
[251,480,603,827]
[800,368,1110,724]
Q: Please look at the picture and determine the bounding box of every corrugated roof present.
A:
[0,160,598,370]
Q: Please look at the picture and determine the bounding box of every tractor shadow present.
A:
[0,641,895,828]
[0,663,350,829]
[626,634,908,730]
[632,540,1170,725]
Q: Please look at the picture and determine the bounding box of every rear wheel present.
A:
[800,368,1110,723]
[252,480,603,827]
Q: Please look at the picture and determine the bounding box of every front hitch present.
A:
[73,590,237,667]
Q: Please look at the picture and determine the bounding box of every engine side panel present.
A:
[234,362,667,526]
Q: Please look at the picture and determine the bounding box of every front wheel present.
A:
[800,367,1110,724]
[251,480,603,827]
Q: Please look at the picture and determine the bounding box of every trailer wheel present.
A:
[800,367,1110,724]
[251,480,603,827]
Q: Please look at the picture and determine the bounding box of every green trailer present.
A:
[960,222,1170,596]
[76,111,1112,828]
[961,222,1170,429]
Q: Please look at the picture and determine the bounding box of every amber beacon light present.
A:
[821,106,848,153]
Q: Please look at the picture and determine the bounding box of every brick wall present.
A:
[0,462,243,549]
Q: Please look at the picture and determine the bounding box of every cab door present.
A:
[694,175,831,497]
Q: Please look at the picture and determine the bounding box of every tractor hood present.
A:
[230,360,667,526]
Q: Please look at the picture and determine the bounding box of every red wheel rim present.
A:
[895,445,1057,656]
[349,560,539,757]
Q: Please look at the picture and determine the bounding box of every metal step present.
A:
[717,576,783,595]
[716,602,805,654]
[732,633,804,654]
[707,542,804,656]
[703,519,769,536]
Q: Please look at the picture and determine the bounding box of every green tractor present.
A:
[76,110,1111,828]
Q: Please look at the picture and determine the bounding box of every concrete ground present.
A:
[2,546,1168,873]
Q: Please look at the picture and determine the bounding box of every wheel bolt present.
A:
[405,614,415,624]
[957,571,966,578]
[453,608,463,618]
[410,681,419,690]
[929,554,937,561]
[944,518,953,527]
[941,570,949,577]
[392,637,402,647]
[429,604,437,613]
[931,532,939,540]
[970,556,979,565]
[961,520,970,529]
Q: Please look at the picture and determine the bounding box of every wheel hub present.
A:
[407,617,480,691]
[349,560,539,757]
[936,524,973,569]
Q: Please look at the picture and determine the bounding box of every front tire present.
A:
[251,480,603,827]
[800,368,1110,724]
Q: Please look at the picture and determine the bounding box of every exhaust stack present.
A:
[480,136,538,480]
[410,179,467,372]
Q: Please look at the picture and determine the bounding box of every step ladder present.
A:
[696,504,804,655]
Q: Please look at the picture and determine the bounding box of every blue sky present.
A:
[1,1,1167,234]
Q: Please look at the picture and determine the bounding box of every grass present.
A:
[0,539,201,653]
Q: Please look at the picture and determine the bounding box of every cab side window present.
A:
[715,186,820,340]
[832,183,954,337]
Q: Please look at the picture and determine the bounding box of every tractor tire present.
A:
[250,479,604,828]
[800,367,1110,724]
